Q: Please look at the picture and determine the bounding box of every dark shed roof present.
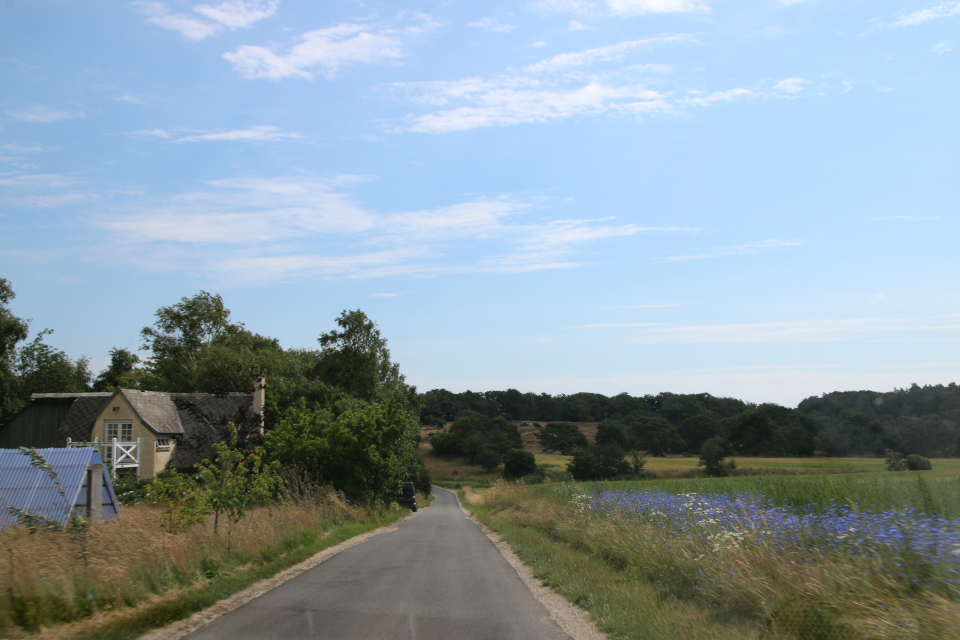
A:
[58,395,115,444]
[1,394,112,449]
[167,394,258,468]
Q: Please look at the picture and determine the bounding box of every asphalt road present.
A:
[184,487,572,640]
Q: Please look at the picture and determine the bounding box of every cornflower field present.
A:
[473,473,960,639]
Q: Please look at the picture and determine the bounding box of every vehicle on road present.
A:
[398,482,417,512]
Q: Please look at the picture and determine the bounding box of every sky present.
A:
[1,0,958,407]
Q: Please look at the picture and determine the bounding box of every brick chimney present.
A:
[252,374,266,434]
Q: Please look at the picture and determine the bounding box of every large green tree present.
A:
[0,279,29,422]
[316,309,408,403]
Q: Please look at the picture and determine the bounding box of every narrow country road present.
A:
[184,487,572,640]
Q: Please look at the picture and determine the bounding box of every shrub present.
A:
[885,449,908,471]
[535,422,588,454]
[475,448,502,472]
[503,449,537,478]
[906,454,932,471]
[698,436,734,477]
[429,431,460,456]
[567,443,629,480]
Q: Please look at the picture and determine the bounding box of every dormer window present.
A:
[155,438,171,450]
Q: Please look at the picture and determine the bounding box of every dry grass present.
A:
[0,489,373,635]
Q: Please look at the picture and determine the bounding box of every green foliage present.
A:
[265,399,421,502]
[428,431,460,456]
[567,443,630,480]
[92,348,141,392]
[631,414,685,456]
[699,436,735,477]
[316,309,408,403]
[906,454,932,471]
[535,421,587,454]
[198,424,284,536]
[503,449,537,478]
[147,471,209,534]
[475,448,502,472]
[885,449,907,471]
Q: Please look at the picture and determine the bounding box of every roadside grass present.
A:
[0,490,406,639]
[465,476,960,639]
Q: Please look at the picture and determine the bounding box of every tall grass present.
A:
[470,475,960,639]
[0,488,385,635]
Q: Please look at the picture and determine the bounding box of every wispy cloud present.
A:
[386,39,807,133]
[0,172,90,208]
[534,0,709,16]
[932,41,952,54]
[134,0,278,41]
[0,173,81,188]
[892,1,960,26]
[224,17,435,80]
[574,315,960,344]
[524,36,688,74]
[5,106,82,123]
[173,125,302,142]
[128,129,173,139]
[94,175,690,282]
[778,0,814,6]
[661,238,802,262]
[468,18,517,33]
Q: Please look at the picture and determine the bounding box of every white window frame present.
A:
[105,420,133,442]
[155,437,171,451]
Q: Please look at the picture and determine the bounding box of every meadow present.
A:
[465,469,960,639]
[0,489,404,639]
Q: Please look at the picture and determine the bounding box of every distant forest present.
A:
[419,384,960,458]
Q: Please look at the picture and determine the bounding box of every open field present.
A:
[465,472,960,639]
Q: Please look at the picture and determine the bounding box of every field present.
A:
[464,469,960,639]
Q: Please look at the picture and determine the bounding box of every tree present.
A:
[316,310,407,403]
[630,415,685,457]
[140,291,241,392]
[265,399,421,502]
[535,422,588,454]
[93,348,141,391]
[503,449,537,478]
[0,279,30,421]
[567,444,629,480]
[198,423,283,541]
[699,436,734,477]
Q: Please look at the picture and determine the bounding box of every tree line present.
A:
[422,383,960,459]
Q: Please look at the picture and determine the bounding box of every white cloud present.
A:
[662,238,801,262]
[467,18,517,33]
[575,315,960,344]
[128,129,173,138]
[774,76,809,93]
[0,143,45,154]
[173,125,302,142]
[893,1,960,26]
[193,0,278,28]
[606,0,710,15]
[116,92,144,103]
[94,176,688,282]
[524,36,688,74]
[568,20,590,30]
[679,87,758,107]
[0,173,82,188]
[778,0,814,6]
[134,0,277,41]
[224,18,433,80]
[932,41,952,54]
[134,1,222,41]
[5,106,81,122]
[534,0,709,15]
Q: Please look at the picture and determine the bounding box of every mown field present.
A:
[464,469,960,639]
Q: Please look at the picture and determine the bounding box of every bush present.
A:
[475,448,502,472]
[503,449,537,478]
[535,422,588,454]
[429,431,460,456]
[567,444,629,480]
[699,436,734,477]
[885,449,907,471]
[906,454,932,471]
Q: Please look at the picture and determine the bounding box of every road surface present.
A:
[184,487,572,639]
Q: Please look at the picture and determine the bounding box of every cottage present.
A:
[1,378,265,479]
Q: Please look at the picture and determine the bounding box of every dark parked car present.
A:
[397,482,417,512]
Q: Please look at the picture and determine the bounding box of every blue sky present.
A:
[1,0,958,407]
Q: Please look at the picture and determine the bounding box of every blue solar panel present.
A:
[0,447,119,528]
